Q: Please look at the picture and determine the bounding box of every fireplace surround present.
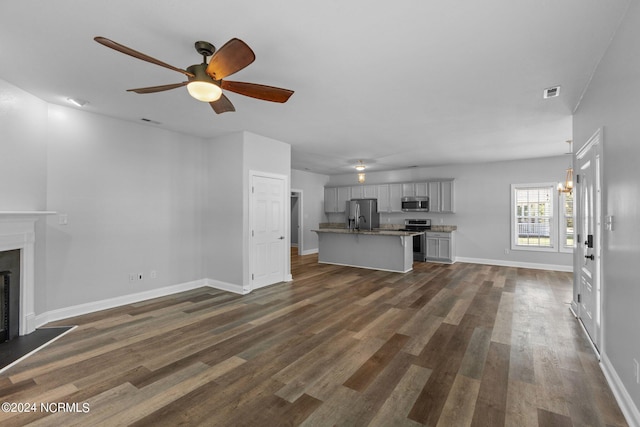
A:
[0,212,55,336]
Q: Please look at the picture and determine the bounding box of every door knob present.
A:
[585,254,594,260]
[279,236,284,240]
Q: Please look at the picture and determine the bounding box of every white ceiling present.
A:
[0,1,630,175]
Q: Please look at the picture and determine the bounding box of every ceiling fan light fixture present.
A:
[186,63,222,102]
[187,81,222,102]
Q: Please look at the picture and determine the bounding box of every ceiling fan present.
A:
[94,36,294,114]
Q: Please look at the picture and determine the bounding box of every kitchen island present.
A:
[312,228,423,273]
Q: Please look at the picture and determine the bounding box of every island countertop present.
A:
[312,228,418,272]
[312,228,424,237]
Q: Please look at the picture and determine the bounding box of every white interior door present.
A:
[251,174,286,289]
[576,129,602,352]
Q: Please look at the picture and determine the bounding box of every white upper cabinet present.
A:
[428,179,455,213]
[376,184,390,212]
[324,186,352,212]
[349,184,376,200]
[326,179,453,214]
[376,183,403,212]
[440,180,454,213]
[402,183,415,197]
[415,182,428,197]
[337,187,351,212]
[350,185,364,199]
[427,182,441,212]
[389,184,403,212]
[363,184,378,199]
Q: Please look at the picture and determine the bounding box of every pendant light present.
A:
[558,140,574,194]
[355,160,366,183]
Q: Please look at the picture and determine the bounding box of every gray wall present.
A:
[327,157,573,270]
[204,133,244,286]
[204,131,291,289]
[1,79,51,313]
[291,169,330,254]
[573,0,640,413]
[45,104,205,311]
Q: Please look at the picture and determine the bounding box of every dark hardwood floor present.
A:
[0,253,628,426]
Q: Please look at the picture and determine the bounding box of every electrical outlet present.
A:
[504,249,510,255]
[129,274,136,282]
[634,359,639,384]
[150,270,157,279]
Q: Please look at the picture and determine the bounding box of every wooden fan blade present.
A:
[127,82,188,94]
[221,81,294,103]
[206,38,255,80]
[94,36,194,78]
[209,94,235,114]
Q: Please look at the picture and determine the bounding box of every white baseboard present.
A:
[300,248,318,256]
[205,278,247,295]
[601,353,640,427]
[35,279,210,327]
[455,256,573,272]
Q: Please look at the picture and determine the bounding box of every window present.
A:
[511,184,555,251]
[510,183,574,252]
[559,191,575,252]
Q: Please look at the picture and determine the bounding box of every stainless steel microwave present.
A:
[401,196,429,212]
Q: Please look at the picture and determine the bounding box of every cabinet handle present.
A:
[584,254,594,260]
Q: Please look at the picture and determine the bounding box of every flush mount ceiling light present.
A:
[355,160,366,183]
[558,140,574,194]
[67,97,88,107]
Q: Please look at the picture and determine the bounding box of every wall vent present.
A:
[543,86,560,99]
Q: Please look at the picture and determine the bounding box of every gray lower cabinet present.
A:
[425,231,455,263]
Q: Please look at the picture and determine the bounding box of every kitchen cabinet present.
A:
[376,183,403,212]
[425,231,455,263]
[427,180,455,213]
[324,186,351,213]
[415,182,428,197]
[351,184,377,200]
[325,179,453,214]
[402,183,415,197]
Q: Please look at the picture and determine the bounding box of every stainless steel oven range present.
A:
[399,219,431,262]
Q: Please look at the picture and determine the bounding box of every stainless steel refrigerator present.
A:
[346,199,380,231]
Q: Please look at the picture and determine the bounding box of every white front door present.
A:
[251,174,287,289]
[576,129,603,352]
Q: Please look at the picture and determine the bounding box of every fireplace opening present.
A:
[0,249,20,342]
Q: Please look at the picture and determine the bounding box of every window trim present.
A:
[510,182,558,252]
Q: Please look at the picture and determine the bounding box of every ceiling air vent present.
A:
[140,118,161,125]
[543,86,560,99]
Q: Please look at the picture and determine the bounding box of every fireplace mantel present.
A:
[0,211,55,335]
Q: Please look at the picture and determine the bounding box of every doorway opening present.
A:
[291,189,303,257]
